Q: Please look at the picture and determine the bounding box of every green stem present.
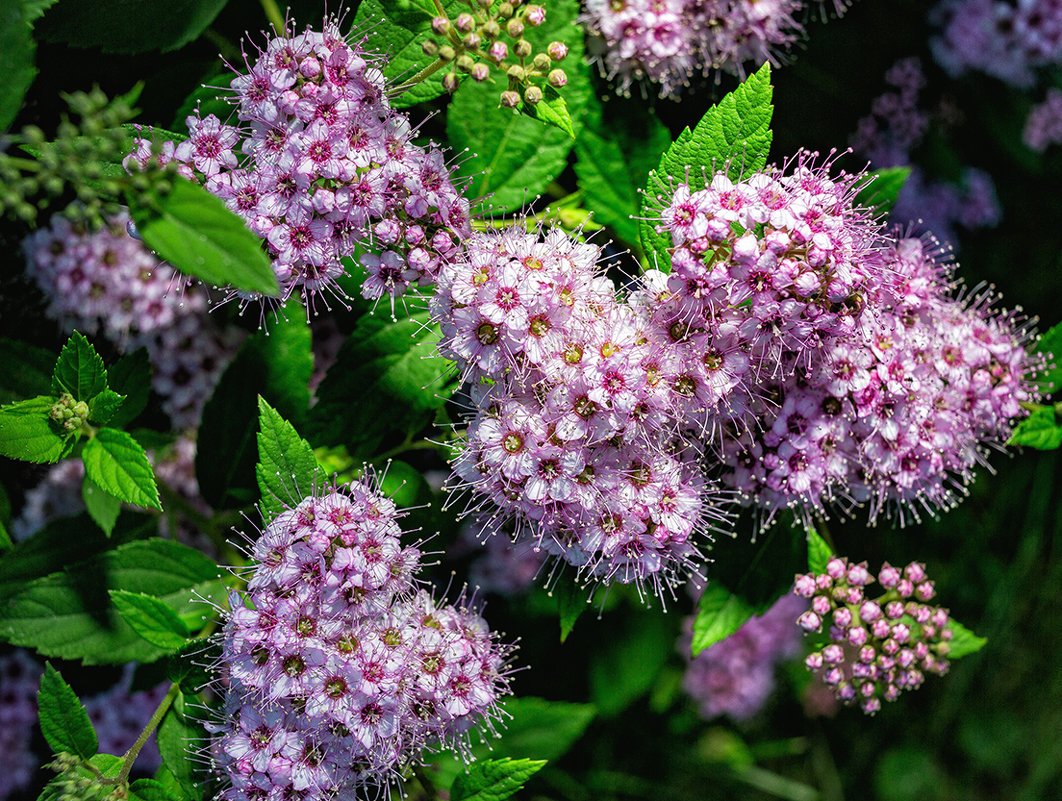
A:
[203,28,242,63]
[104,682,180,785]
[259,0,287,33]
[2,156,42,172]
[373,438,441,464]
[394,57,449,95]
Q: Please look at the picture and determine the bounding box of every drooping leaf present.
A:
[52,331,108,401]
[82,475,121,536]
[197,317,312,509]
[0,0,37,132]
[640,62,774,269]
[35,0,230,54]
[854,166,911,217]
[0,395,70,464]
[691,582,757,656]
[588,608,674,716]
[575,93,671,250]
[157,689,207,801]
[110,589,192,651]
[82,427,161,510]
[129,176,278,296]
[106,348,152,428]
[806,526,833,575]
[450,758,547,801]
[555,577,589,642]
[38,663,98,759]
[0,337,55,404]
[256,397,318,523]
[946,619,987,659]
[1007,405,1062,450]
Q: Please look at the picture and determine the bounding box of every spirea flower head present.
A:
[212,477,513,799]
[793,556,954,715]
[129,20,471,310]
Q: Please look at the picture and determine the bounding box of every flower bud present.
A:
[904,562,927,583]
[878,562,901,588]
[500,90,521,108]
[797,610,821,632]
[514,38,533,58]
[497,2,514,17]
[524,4,545,25]
[811,595,830,616]
[489,41,508,62]
[826,557,847,579]
[794,574,816,597]
[483,20,501,38]
[507,18,525,37]
[471,63,490,82]
[506,64,526,82]
[431,16,450,34]
[832,607,852,628]
[532,53,551,71]
[915,581,935,601]
[442,72,460,93]
[477,0,492,7]
[847,562,871,586]
[455,13,475,32]
[457,54,476,72]
[523,85,543,105]
[547,41,568,60]
[438,45,456,62]
[463,32,482,48]
[548,68,567,87]
[422,39,439,56]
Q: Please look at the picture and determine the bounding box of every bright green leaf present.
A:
[106,348,151,429]
[88,388,125,426]
[1033,322,1062,396]
[158,689,206,801]
[0,1,36,132]
[130,778,182,801]
[854,166,911,217]
[806,527,833,575]
[82,427,161,510]
[946,619,987,659]
[0,395,70,463]
[0,337,55,404]
[450,758,547,801]
[82,475,121,536]
[129,176,278,297]
[691,583,756,656]
[256,397,318,523]
[378,459,431,510]
[38,663,98,759]
[110,589,191,651]
[640,62,773,269]
[52,332,108,401]
[1007,405,1062,450]
[518,86,575,138]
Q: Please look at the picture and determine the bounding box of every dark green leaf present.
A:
[0,395,70,463]
[854,166,911,217]
[106,348,151,429]
[0,538,219,664]
[0,338,55,404]
[165,636,219,690]
[151,765,191,801]
[806,527,833,575]
[173,70,236,129]
[555,578,589,642]
[110,589,192,651]
[0,1,36,132]
[378,459,431,509]
[87,389,125,426]
[1033,322,1062,396]
[35,0,229,54]
[691,583,757,656]
[589,608,673,716]
[82,475,121,536]
[450,758,547,801]
[640,62,773,269]
[158,689,206,801]
[82,427,161,510]
[197,316,312,509]
[575,93,671,249]
[1007,405,1062,450]
[256,397,318,523]
[38,662,98,759]
[129,176,278,296]
[306,311,454,456]
[39,754,122,801]
[946,619,987,659]
[52,332,107,401]
[130,778,182,801]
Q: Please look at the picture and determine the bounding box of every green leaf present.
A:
[197,316,311,509]
[256,397,318,523]
[555,578,589,642]
[130,778,182,801]
[0,1,36,132]
[1007,405,1062,450]
[106,348,152,429]
[110,589,191,651]
[640,62,774,269]
[82,475,121,536]
[450,758,547,801]
[0,395,70,463]
[0,539,221,664]
[87,388,125,426]
[306,311,455,456]
[946,619,987,659]
[173,70,236,129]
[165,636,218,691]
[39,754,122,801]
[575,93,671,249]
[1033,322,1062,396]
[806,527,833,575]
[157,690,206,801]
[35,0,229,54]
[589,608,673,716]
[854,166,911,217]
[38,663,98,759]
[0,338,55,404]
[691,582,756,656]
[150,765,190,801]
[129,176,278,297]
[356,0,464,108]
[518,85,574,139]
[82,427,161,510]
[378,459,431,510]
[52,332,108,401]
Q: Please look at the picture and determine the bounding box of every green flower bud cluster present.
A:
[0,86,171,228]
[45,752,123,801]
[424,0,569,107]
[50,393,90,434]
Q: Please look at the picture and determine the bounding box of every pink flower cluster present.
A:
[23,210,244,429]
[930,0,1062,88]
[580,0,832,99]
[213,479,512,799]
[680,593,806,721]
[1024,87,1062,152]
[128,22,470,307]
[716,235,1034,525]
[432,224,733,592]
[794,556,954,715]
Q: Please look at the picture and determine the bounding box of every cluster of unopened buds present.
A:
[49,393,89,434]
[794,556,953,715]
[211,478,512,799]
[424,1,569,107]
